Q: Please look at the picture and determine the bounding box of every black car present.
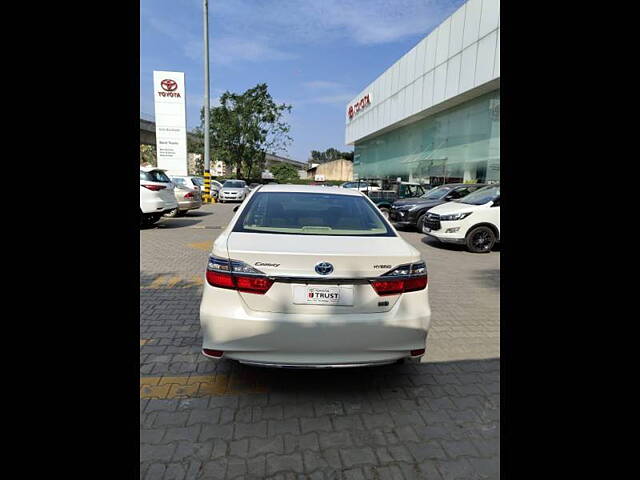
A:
[388,183,487,231]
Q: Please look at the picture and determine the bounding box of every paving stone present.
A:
[172,441,213,462]
[235,420,267,439]
[201,459,227,479]
[200,423,233,442]
[266,453,304,475]
[153,411,189,428]
[318,431,352,450]
[144,463,165,480]
[407,441,448,462]
[300,416,333,434]
[229,438,249,457]
[269,418,300,436]
[164,425,201,443]
[140,428,165,444]
[340,447,377,468]
[284,432,320,454]
[440,439,480,459]
[164,463,186,480]
[140,443,176,462]
[250,435,285,456]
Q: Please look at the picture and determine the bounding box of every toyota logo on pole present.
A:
[315,262,334,276]
[157,78,182,98]
[161,79,178,92]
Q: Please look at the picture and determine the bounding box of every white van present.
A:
[422,184,500,253]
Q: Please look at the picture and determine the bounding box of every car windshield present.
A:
[171,177,186,186]
[223,180,245,188]
[140,170,171,183]
[192,177,204,186]
[457,185,500,205]
[234,192,395,236]
[420,186,451,200]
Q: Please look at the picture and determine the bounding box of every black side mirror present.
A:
[233,205,239,212]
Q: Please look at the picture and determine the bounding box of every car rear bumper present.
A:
[178,199,202,210]
[141,198,179,213]
[200,285,430,367]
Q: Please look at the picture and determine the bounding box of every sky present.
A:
[140,0,466,163]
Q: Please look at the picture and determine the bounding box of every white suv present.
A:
[422,184,500,253]
[140,166,178,227]
[199,184,431,368]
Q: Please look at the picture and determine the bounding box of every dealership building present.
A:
[345,0,499,185]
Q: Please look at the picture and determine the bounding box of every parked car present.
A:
[422,184,500,253]
[367,182,426,219]
[140,166,178,227]
[199,184,430,367]
[164,184,202,217]
[389,183,487,231]
[218,179,249,203]
[170,175,201,192]
[341,181,381,192]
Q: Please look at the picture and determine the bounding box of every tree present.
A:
[271,163,299,184]
[140,144,156,166]
[309,147,354,164]
[195,83,292,180]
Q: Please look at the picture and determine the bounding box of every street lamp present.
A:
[202,0,212,202]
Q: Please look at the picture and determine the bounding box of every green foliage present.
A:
[310,148,354,163]
[270,163,299,184]
[140,144,156,166]
[194,83,292,180]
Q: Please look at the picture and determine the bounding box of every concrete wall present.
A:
[345,0,500,145]
[308,159,353,181]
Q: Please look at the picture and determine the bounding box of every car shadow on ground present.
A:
[147,218,203,229]
[471,269,501,289]
[420,235,501,253]
[183,210,213,218]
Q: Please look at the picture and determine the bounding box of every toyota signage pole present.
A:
[202,0,213,203]
[152,71,188,176]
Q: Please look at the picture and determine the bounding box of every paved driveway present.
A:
[140,203,500,479]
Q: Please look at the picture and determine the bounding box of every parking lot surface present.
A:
[140,203,500,480]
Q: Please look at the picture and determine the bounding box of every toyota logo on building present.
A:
[315,262,334,275]
[160,79,178,92]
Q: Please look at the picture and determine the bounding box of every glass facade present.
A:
[353,90,500,185]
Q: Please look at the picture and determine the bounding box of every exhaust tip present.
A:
[202,348,224,358]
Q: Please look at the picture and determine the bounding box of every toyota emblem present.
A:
[160,79,178,92]
[315,262,334,276]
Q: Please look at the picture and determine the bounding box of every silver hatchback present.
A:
[218,179,249,203]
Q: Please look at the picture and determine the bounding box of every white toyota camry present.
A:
[199,184,431,368]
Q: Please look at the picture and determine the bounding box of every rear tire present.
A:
[465,226,496,253]
[379,207,390,219]
[163,208,179,218]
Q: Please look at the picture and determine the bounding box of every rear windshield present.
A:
[140,170,171,183]
[192,177,204,186]
[233,192,395,236]
[171,177,186,186]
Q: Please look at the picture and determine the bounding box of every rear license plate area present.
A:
[292,285,354,306]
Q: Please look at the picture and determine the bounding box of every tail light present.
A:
[206,255,274,294]
[370,261,428,296]
[184,191,195,198]
[142,184,166,191]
